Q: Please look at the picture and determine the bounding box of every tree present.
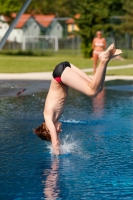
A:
[119,0,133,35]
[20,0,76,17]
[74,0,123,57]
[109,0,133,49]
[0,0,21,16]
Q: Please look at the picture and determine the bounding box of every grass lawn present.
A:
[106,68,133,76]
[0,53,133,74]
[87,68,133,76]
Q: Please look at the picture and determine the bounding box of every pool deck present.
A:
[0,64,133,97]
[1,64,133,81]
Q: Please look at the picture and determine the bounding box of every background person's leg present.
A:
[93,53,99,75]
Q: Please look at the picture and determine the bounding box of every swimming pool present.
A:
[0,80,133,200]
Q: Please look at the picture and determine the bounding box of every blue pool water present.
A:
[0,80,133,200]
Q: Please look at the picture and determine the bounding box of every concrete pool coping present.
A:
[1,64,133,81]
[0,64,133,97]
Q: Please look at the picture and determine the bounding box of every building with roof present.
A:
[66,14,80,38]
[34,14,63,38]
[0,14,40,43]
[0,15,11,41]
[0,14,63,44]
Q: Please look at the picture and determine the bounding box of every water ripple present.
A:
[0,82,133,199]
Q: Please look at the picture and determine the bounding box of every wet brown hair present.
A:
[33,122,51,141]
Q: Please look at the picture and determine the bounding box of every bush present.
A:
[0,50,54,57]
[81,42,92,58]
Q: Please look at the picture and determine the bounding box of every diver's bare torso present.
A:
[44,78,68,123]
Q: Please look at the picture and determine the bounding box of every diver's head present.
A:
[34,122,51,141]
[34,121,62,142]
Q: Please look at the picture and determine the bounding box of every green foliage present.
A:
[109,0,133,36]
[119,0,133,35]
[81,41,92,58]
[19,0,76,17]
[107,0,124,16]
[74,0,111,57]
[73,0,125,58]
[0,0,21,16]
[0,50,54,56]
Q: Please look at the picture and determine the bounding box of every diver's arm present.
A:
[45,119,60,155]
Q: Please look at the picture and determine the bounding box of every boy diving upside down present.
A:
[34,44,122,156]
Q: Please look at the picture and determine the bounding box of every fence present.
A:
[2,34,133,57]
[2,35,81,53]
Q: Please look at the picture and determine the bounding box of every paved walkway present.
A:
[1,64,133,97]
[0,64,133,81]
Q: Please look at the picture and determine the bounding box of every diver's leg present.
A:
[61,44,122,97]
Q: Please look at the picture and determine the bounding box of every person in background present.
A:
[92,31,106,74]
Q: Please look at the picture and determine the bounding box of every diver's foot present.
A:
[99,43,122,62]
[112,49,123,59]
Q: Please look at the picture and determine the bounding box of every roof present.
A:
[66,14,80,24]
[2,13,16,23]
[3,15,11,23]
[1,13,56,28]
[15,14,31,28]
[34,14,55,27]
